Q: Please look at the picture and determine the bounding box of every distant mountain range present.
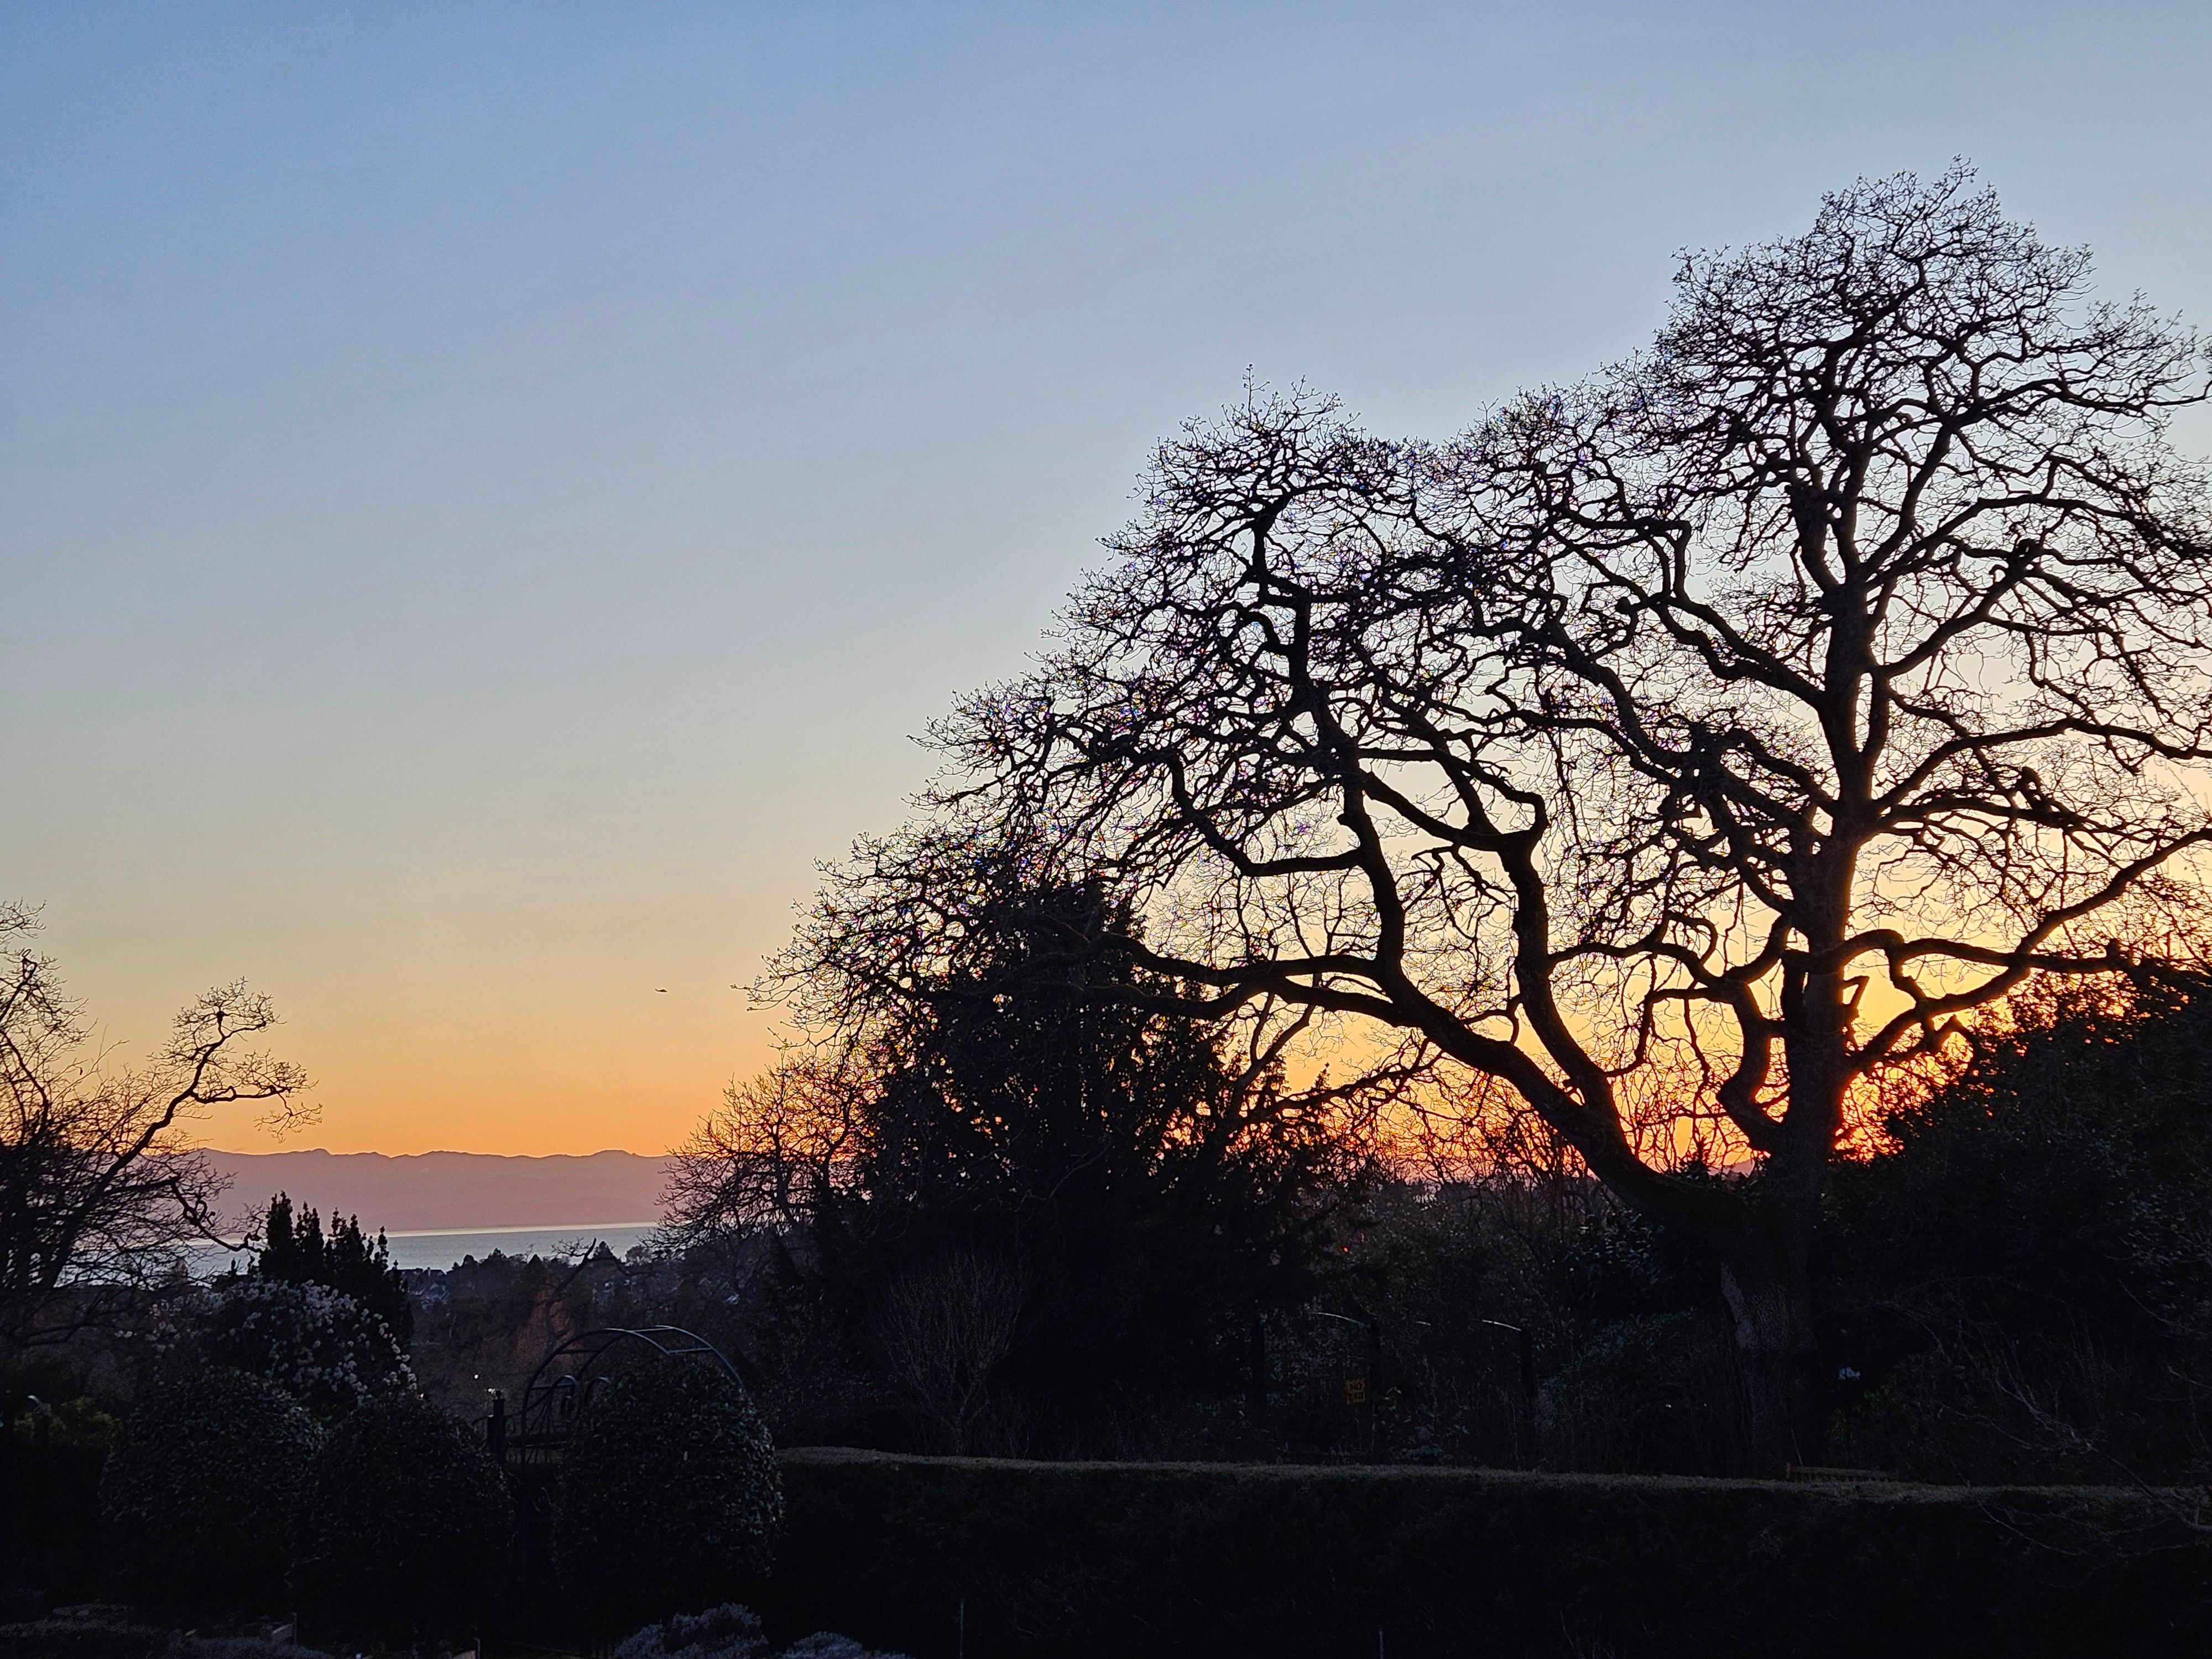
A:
[200,1148,676,1233]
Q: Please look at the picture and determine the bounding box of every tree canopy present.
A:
[251,1190,413,1347]
[681,884,1372,1444]
[781,166,2212,1463]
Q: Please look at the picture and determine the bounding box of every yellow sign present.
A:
[1344,1377,1368,1405]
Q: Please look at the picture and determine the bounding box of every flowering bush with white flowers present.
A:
[611,1605,912,1659]
[160,1276,415,1420]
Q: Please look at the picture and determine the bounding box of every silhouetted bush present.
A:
[291,1391,511,1642]
[98,1371,319,1617]
[765,1448,2212,1659]
[1533,1310,1745,1474]
[556,1358,784,1631]
[1820,979,2212,1483]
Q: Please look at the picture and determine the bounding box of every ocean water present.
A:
[189,1222,663,1277]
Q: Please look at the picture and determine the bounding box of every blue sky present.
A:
[5,2,2208,1152]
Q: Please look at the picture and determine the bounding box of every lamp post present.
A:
[486,1389,507,1469]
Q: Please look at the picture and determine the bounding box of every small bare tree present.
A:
[790,168,2212,1466]
[0,904,312,1352]
[872,1246,1024,1454]
[662,1052,866,1238]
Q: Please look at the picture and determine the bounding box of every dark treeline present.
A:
[36,937,2210,1659]
[661,883,1365,1458]
[624,883,2212,1483]
[315,899,2212,1489]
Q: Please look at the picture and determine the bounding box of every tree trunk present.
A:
[1720,1251,1822,1475]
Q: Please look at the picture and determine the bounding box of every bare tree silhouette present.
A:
[872,1246,1024,1454]
[664,1052,866,1237]
[1,903,312,1352]
[784,168,2212,1465]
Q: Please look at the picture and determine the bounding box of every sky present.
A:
[4,2,2209,1156]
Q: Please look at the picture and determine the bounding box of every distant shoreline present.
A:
[189,1219,668,1276]
[197,1147,676,1233]
[383,1219,660,1238]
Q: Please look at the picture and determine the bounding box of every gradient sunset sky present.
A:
[6,3,2208,1156]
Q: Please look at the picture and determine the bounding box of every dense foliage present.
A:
[161,1276,414,1421]
[1820,978,2212,1483]
[2,1407,107,1606]
[97,1370,320,1616]
[555,1358,784,1631]
[292,1391,512,1641]
[671,883,1366,1453]
[249,1192,413,1348]
[768,1447,2212,1659]
[849,889,1349,1421]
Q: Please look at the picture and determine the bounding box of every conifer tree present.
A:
[249,1191,413,1348]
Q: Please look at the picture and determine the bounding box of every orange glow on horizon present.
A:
[185,974,789,1158]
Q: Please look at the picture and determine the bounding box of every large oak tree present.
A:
[787,169,2212,1464]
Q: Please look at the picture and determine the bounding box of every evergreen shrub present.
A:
[97,1371,319,1616]
[555,1359,784,1631]
[291,1391,511,1641]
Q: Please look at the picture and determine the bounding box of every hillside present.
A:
[200,1147,675,1233]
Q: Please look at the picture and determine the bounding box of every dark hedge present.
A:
[0,1618,332,1659]
[556,1358,785,1632]
[291,1391,512,1641]
[98,1370,320,1618]
[0,1614,166,1659]
[765,1449,2212,1659]
[2,1438,104,1604]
